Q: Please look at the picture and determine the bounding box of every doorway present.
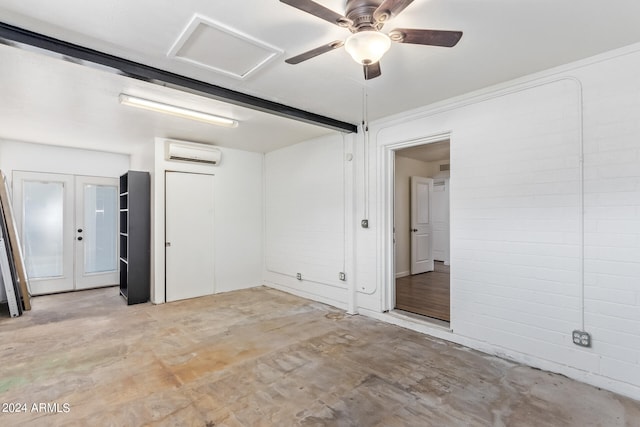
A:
[13,171,119,295]
[393,140,450,322]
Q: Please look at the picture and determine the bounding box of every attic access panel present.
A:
[168,14,282,80]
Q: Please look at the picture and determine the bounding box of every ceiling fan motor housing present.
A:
[345,0,384,31]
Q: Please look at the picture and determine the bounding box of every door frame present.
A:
[380,132,452,313]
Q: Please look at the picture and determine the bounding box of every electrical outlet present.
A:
[296,273,302,280]
[572,330,591,347]
[361,219,369,228]
[339,272,346,281]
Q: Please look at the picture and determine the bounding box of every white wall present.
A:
[264,43,640,399]
[0,139,129,186]
[152,138,263,304]
[377,77,585,367]
[374,51,640,399]
[129,140,156,299]
[0,139,129,301]
[264,133,355,309]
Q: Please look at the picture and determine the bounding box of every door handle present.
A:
[77,228,83,233]
[77,236,83,241]
[165,242,171,247]
[412,229,418,232]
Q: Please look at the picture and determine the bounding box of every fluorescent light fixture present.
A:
[119,94,238,128]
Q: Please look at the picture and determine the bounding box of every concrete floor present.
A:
[0,287,638,426]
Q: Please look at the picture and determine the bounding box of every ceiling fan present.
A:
[280,0,463,80]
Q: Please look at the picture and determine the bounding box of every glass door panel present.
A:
[83,184,118,273]
[75,176,119,289]
[22,181,64,278]
[13,172,74,295]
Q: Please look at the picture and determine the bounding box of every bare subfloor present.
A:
[0,287,638,426]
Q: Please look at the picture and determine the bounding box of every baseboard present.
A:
[395,271,410,278]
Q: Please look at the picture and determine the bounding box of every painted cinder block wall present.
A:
[264,43,640,399]
[264,134,352,308]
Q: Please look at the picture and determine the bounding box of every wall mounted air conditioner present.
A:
[167,142,222,165]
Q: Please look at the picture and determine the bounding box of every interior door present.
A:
[410,176,434,275]
[75,176,119,289]
[13,171,118,295]
[165,171,215,302]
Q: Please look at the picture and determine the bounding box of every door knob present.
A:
[77,228,83,233]
[412,228,418,232]
[77,236,83,241]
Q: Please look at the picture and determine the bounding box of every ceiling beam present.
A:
[0,21,358,134]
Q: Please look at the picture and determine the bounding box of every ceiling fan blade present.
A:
[373,0,414,22]
[285,40,344,64]
[363,62,382,80]
[389,28,463,47]
[280,0,351,27]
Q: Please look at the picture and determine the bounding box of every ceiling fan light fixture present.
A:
[344,30,391,65]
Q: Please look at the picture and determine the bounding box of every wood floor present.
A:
[396,261,450,322]
[1,286,639,426]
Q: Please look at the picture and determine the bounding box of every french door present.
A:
[13,171,119,295]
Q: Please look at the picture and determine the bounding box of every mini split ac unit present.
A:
[166,142,222,165]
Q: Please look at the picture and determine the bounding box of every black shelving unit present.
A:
[119,170,150,305]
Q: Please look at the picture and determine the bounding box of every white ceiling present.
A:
[397,139,449,163]
[2,0,640,154]
[0,43,332,154]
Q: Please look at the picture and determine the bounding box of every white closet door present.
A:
[165,171,215,302]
